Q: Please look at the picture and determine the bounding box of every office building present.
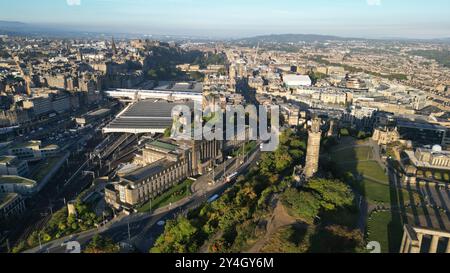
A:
[8,141,60,162]
[0,193,25,220]
[0,156,29,177]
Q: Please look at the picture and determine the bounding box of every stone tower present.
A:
[67,201,77,217]
[305,118,322,179]
[327,119,336,137]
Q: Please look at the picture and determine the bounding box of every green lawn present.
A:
[331,146,388,183]
[366,211,403,253]
[354,161,388,183]
[138,178,195,213]
[337,159,388,183]
[331,146,373,163]
[363,179,392,205]
[332,146,391,205]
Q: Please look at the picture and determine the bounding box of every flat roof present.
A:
[148,140,178,152]
[397,120,447,131]
[120,100,194,118]
[0,193,19,209]
[405,150,450,171]
[104,100,194,133]
[154,81,203,93]
[124,160,173,183]
[10,140,41,149]
[42,144,59,150]
[87,108,111,117]
[283,74,311,83]
[0,156,15,164]
[0,175,36,186]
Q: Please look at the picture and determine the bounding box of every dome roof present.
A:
[432,145,442,153]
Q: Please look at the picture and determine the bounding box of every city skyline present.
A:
[2,0,450,258]
[0,0,450,39]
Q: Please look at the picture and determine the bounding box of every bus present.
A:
[207,194,220,203]
[226,172,238,183]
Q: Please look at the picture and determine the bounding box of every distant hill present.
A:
[0,20,28,31]
[0,21,29,36]
[235,33,361,44]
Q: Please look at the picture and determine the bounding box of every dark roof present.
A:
[417,105,444,115]
[106,100,194,130]
[121,100,194,118]
[397,119,447,131]
[124,160,173,183]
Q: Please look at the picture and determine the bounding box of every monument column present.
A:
[429,236,440,253]
[403,236,411,253]
[410,237,421,254]
[400,232,407,253]
[415,233,424,253]
[305,118,322,179]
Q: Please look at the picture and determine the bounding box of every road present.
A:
[25,144,262,253]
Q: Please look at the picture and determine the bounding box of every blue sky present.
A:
[0,0,449,38]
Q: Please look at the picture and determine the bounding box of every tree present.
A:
[84,235,120,253]
[275,146,293,172]
[151,217,198,253]
[282,189,321,224]
[340,128,350,136]
[306,179,354,211]
[260,153,276,175]
[282,179,354,224]
[309,225,364,253]
[357,131,367,139]
[290,139,306,150]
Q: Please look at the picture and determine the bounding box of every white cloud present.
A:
[367,0,382,6]
[67,0,81,6]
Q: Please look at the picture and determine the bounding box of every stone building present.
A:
[405,145,450,172]
[372,127,400,145]
[105,139,223,209]
[400,225,450,253]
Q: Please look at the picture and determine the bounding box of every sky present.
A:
[0,0,449,39]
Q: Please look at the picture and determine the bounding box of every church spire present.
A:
[111,37,118,55]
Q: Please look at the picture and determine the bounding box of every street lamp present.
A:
[38,232,42,250]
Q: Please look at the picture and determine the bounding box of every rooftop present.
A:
[0,193,19,209]
[147,140,178,152]
[0,175,37,186]
[397,119,447,131]
[0,156,16,164]
[87,108,111,117]
[405,150,450,171]
[124,160,174,183]
[41,144,60,150]
[10,140,41,150]
[154,81,203,93]
[104,100,194,133]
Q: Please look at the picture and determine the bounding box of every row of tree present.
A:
[12,200,102,253]
[151,129,306,253]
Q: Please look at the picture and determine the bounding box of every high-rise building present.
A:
[305,118,322,178]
